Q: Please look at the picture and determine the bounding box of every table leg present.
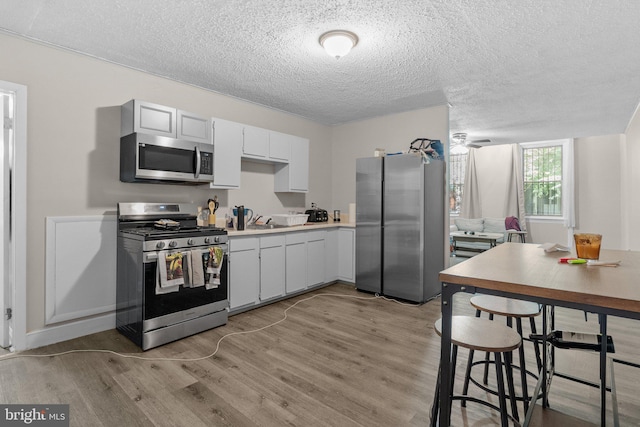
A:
[439,284,455,427]
[599,314,608,426]
[542,304,549,408]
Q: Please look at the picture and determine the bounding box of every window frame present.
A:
[448,150,467,216]
[520,139,574,224]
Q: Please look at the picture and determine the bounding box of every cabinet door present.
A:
[243,125,269,159]
[260,236,286,301]
[285,233,307,293]
[289,137,309,192]
[177,110,211,143]
[269,131,291,163]
[274,136,309,193]
[338,228,356,282]
[211,118,242,189]
[121,99,177,138]
[307,232,325,287]
[324,229,339,282]
[229,238,259,310]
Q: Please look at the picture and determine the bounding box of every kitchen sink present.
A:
[246,223,277,230]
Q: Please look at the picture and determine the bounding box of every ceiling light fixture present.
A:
[451,133,467,146]
[451,133,469,154]
[319,30,358,59]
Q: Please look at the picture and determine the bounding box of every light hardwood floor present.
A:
[1,282,639,426]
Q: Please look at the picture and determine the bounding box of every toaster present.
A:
[305,208,328,222]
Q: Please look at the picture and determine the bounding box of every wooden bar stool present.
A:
[462,295,542,418]
[430,316,521,427]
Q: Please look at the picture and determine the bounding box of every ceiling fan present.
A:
[451,133,491,149]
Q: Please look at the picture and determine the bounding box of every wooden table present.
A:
[437,243,640,426]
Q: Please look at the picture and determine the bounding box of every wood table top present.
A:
[439,243,640,316]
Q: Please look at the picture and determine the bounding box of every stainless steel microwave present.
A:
[120,133,214,184]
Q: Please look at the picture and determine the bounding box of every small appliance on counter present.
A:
[232,206,253,230]
[305,202,328,222]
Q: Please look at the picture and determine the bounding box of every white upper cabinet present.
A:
[242,125,270,159]
[210,118,242,189]
[275,136,309,193]
[121,100,177,138]
[177,109,211,144]
[268,131,291,163]
[121,100,210,143]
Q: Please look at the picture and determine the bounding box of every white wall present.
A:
[330,105,450,212]
[624,105,640,250]
[0,33,332,334]
[573,134,623,249]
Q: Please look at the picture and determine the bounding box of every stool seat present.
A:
[470,295,541,318]
[435,316,521,353]
[464,295,543,419]
[431,316,521,427]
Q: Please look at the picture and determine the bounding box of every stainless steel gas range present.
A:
[116,202,229,350]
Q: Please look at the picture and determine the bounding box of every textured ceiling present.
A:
[1,0,639,144]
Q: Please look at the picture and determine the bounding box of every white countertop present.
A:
[226,220,354,237]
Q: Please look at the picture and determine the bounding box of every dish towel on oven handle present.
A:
[204,246,224,290]
[188,249,206,287]
[182,250,192,287]
[156,251,183,294]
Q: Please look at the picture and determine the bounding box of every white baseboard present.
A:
[25,312,115,351]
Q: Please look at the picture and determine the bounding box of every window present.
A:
[521,139,573,219]
[449,151,467,214]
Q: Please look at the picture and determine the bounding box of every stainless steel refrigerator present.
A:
[355,154,445,303]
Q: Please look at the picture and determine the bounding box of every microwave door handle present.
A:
[194,146,201,178]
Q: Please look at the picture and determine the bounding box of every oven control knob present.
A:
[187,239,194,245]
[204,237,211,244]
[156,241,165,249]
[214,236,220,243]
[168,241,177,248]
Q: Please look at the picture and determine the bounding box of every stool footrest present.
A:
[451,395,522,426]
[529,331,615,353]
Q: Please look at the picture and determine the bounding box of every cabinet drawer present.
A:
[260,235,286,248]
[306,231,325,242]
[230,237,259,252]
[286,232,307,245]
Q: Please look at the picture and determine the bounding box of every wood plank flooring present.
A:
[1,282,639,426]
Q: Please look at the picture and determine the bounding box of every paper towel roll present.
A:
[349,203,356,223]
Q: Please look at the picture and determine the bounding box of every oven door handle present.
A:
[143,245,229,263]
[144,252,158,263]
[194,145,201,178]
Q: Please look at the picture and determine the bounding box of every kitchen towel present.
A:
[204,246,224,290]
[182,250,192,287]
[156,251,183,294]
[189,249,206,287]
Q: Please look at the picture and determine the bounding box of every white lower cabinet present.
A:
[285,233,307,293]
[229,237,259,310]
[259,235,285,301]
[324,229,339,282]
[306,231,326,287]
[229,227,353,313]
[338,228,356,282]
